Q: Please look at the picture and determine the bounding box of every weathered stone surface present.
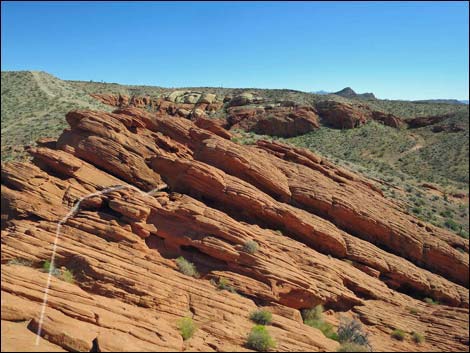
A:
[227,92,263,107]
[371,111,405,128]
[316,101,369,129]
[1,107,468,352]
[316,101,405,129]
[227,105,320,137]
[407,114,454,128]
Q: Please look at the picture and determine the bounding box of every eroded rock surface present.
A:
[315,101,405,129]
[226,105,320,137]
[1,107,468,352]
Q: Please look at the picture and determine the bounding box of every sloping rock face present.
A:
[407,114,454,128]
[89,93,224,119]
[227,105,320,137]
[371,111,405,129]
[91,93,320,138]
[1,107,469,352]
[315,101,404,129]
[316,101,369,129]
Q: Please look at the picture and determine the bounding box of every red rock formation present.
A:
[407,114,454,128]
[90,93,130,107]
[1,107,468,352]
[315,101,405,129]
[315,101,369,129]
[89,94,224,118]
[371,111,405,128]
[227,105,320,137]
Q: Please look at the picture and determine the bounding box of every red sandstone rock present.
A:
[407,114,454,128]
[1,107,468,352]
[371,111,405,128]
[227,105,320,137]
[315,101,369,129]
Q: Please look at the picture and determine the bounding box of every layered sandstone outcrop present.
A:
[315,101,405,129]
[226,105,320,137]
[2,107,468,352]
[407,114,454,128]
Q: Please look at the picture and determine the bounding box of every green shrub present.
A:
[42,260,61,277]
[301,305,323,322]
[424,297,439,305]
[337,317,370,348]
[391,329,406,341]
[61,268,75,283]
[457,229,469,239]
[412,331,425,344]
[302,305,338,341]
[409,307,419,315]
[337,343,370,352]
[444,218,460,232]
[175,257,199,278]
[177,317,197,340]
[42,260,75,283]
[7,258,33,266]
[215,277,236,293]
[249,310,273,325]
[246,325,276,351]
[243,240,259,254]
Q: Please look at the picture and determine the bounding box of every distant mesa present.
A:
[333,87,376,100]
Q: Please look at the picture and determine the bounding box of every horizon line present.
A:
[2,69,469,102]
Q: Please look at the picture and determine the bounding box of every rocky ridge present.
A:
[1,106,468,352]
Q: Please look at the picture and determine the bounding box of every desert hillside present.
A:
[1,102,469,351]
[1,70,469,352]
[1,71,112,161]
[2,71,468,237]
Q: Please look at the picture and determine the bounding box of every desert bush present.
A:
[177,317,197,340]
[7,258,33,266]
[249,310,273,325]
[391,329,406,341]
[243,240,259,254]
[61,268,75,283]
[42,260,61,276]
[412,331,425,344]
[337,343,370,352]
[42,260,75,283]
[175,256,199,278]
[409,307,419,315]
[444,218,459,232]
[424,297,439,305]
[246,325,276,351]
[337,317,370,348]
[301,304,323,322]
[216,277,236,293]
[302,305,338,341]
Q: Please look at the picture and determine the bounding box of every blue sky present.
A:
[2,1,468,100]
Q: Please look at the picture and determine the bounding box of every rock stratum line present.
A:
[1,107,468,352]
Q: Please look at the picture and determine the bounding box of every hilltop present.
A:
[332,87,376,100]
[1,71,112,161]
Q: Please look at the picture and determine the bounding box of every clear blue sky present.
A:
[2,1,469,100]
